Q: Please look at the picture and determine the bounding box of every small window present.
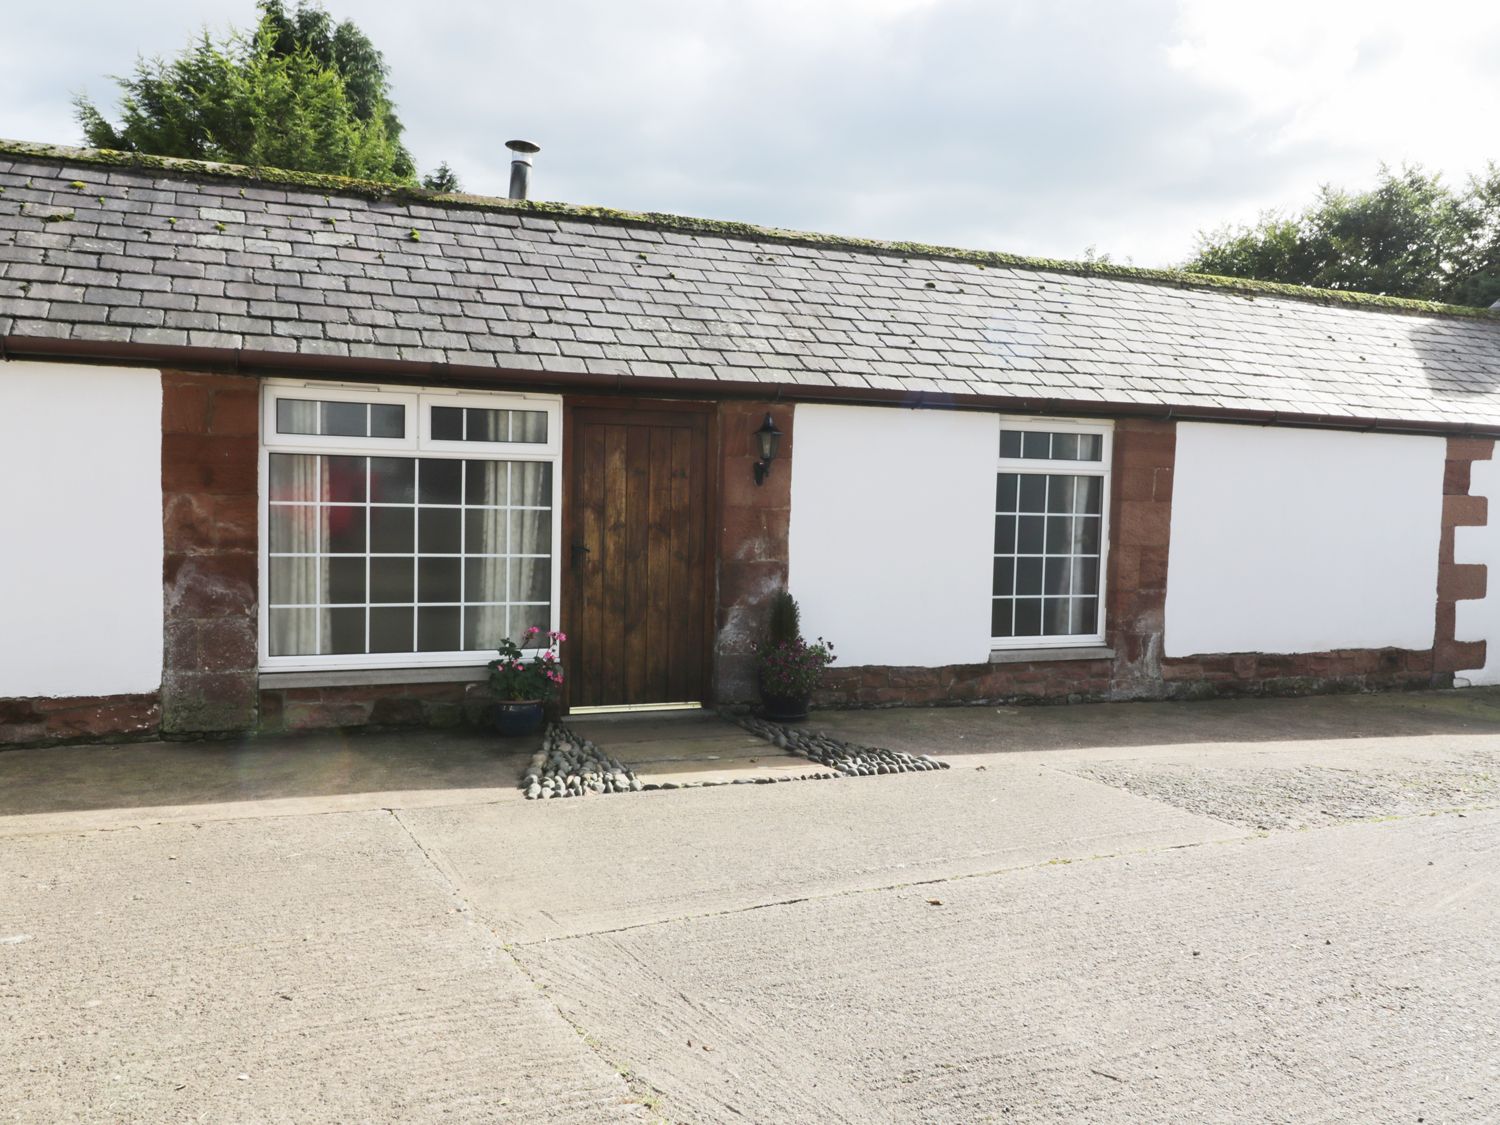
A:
[431,405,548,444]
[276,398,406,439]
[993,420,1111,648]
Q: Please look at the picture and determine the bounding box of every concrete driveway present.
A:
[3,691,1498,1122]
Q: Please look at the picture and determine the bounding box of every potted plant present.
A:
[487,627,566,737]
[755,591,835,721]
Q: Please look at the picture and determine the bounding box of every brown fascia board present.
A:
[5,332,1500,441]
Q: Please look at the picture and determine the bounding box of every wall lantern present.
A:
[752,412,783,486]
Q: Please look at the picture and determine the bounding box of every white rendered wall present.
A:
[788,404,996,666]
[1454,456,1500,686]
[0,361,163,697]
[1164,422,1444,657]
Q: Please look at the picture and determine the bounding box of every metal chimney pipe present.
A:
[506,140,540,201]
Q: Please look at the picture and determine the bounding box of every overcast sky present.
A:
[4,0,1497,266]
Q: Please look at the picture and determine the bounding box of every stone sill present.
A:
[989,646,1115,665]
[259,666,489,689]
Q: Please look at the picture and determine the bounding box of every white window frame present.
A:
[992,415,1113,650]
[258,378,564,672]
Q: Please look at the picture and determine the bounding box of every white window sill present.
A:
[259,666,490,689]
[989,646,1114,665]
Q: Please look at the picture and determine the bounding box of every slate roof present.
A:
[5,140,1500,431]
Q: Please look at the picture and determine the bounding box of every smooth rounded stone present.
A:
[877,765,889,775]
[641,783,659,791]
[660,782,680,790]
[630,778,644,792]
[525,785,541,799]
[612,772,630,789]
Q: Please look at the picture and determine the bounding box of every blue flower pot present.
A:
[493,700,544,737]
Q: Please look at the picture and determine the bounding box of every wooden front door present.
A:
[565,403,714,708]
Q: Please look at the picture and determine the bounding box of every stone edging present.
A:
[733,716,950,775]
[523,723,643,800]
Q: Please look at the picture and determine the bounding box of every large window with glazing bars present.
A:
[992,420,1112,648]
[259,382,562,670]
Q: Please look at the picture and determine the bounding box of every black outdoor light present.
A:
[752,412,784,486]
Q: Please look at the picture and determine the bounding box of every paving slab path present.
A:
[4,689,1500,1122]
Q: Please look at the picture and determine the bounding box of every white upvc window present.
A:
[992,417,1113,649]
[259,379,563,672]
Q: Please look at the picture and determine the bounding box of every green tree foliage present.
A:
[421,161,462,193]
[1186,165,1500,308]
[74,1,456,187]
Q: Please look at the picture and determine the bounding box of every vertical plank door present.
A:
[566,404,711,708]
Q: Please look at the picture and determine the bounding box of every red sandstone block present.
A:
[1117,467,1159,502]
[283,701,373,731]
[164,554,257,617]
[163,493,215,553]
[718,559,790,612]
[1448,437,1496,463]
[1444,459,1473,497]
[1444,494,1487,527]
[44,696,160,739]
[162,382,211,435]
[198,618,257,674]
[213,494,258,552]
[162,434,259,496]
[1439,562,1487,602]
[207,388,260,437]
[258,690,285,732]
[1115,500,1171,547]
[1434,638,1486,674]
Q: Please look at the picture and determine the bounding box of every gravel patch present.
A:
[1071,751,1500,830]
[523,724,643,799]
[735,716,949,777]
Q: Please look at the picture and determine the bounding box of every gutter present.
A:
[5,333,1500,441]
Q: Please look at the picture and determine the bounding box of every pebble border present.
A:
[733,715,950,776]
[523,723,644,800]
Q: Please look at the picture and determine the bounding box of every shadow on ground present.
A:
[5,687,1500,821]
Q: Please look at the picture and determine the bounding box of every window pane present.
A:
[1075,476,1102,514]
[464,558,506,603]
[1073,596,1099,633]
[1044,557,1071,595]
[1078,516,1101,554]
[370,607,413,653]
[1016,557,1043,597]
[269,556,316,605]
[418,607,461,651]
[370,403,405,438]
[1022,432,1050,459]
[323,507,366,553]
[276,399,319,435]
[1052,433,1078,460]
[510,510,552,556]
[510,557,551,602]
[323,401,366,437]
[322,607,365,654]
[370,457,415,503]
[269,453,318,501]
[417,557,461,603]
[512,411,548,443]
[431,406,463,441]
[1078,434,1103,461]
[1045,516,1073,554]
[992,556,1014,597]
[1018,475,1047,512]
[269,607,317,656]
[464,509,507,554]
[465,461,507,506]
[1042,598,1072,636]
[999,430,1023,458]
[324,456,366,503]
[325,557,366,604]
[995,473,1019,513]
[464,604,507,650]
[268,506,317,553]
[991,598,1014,637]
[418,508,462,554]
[511,603,550,640]
[994,515,1016,553]
[370,557,414,603]
[511,462,553,506]
[466,408,505,442]
[370,507,414,553]
[1045,475,1074,513]
[1014,597,1042,636]
[1017,515,1045,554]
[418,458,463,505]
[1072,557,1099,595]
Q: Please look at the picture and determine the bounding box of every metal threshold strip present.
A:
[567,701,703,716]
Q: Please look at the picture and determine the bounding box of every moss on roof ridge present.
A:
[6,137,1499,324]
